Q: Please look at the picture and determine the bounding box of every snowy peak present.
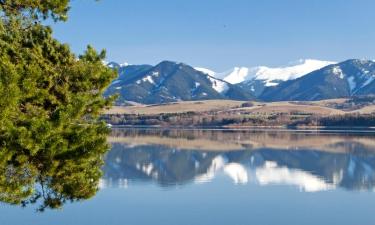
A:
[260,59,375,101]
[105,61,130,69]
[250,59,336,86]
[196,59,335,96]
[217,67,250,84]
[199,59,335,85]
[119,62,130,67]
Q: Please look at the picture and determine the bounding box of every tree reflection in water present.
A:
[0,123,110,212]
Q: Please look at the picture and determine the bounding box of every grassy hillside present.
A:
[105,100,245,114]
[104,99,373,115]
[102,99,375,127]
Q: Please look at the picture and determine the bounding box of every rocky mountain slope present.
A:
[105,61,254,105]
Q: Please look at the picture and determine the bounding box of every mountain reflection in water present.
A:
[104,128,375,192]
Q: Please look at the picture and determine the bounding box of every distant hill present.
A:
[105,61,254,105]
[261,59,375,101]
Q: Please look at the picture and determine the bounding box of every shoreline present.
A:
[109,125,375,133]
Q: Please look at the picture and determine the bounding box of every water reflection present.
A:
[0,123,109,211]
[104,128,375,192]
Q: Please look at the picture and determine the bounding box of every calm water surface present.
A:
[2,128,375,225]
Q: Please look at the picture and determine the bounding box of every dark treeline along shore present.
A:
[102,111,375,128]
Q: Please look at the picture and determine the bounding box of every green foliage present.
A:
[0,19,116,155]
[0,0,70,21]
[0,0,117,210]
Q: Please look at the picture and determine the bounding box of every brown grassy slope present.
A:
[353,105,375,114]
[105,100,246,114]
[230,101,345,115]
[104,99,350,115]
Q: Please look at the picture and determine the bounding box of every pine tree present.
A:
[0,1,117,210]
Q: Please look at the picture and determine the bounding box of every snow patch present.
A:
[332,66,344,79]
[347,76,356,92]
[120,62,130,67]
[142,75,155,84]
[207,76,229,93]
[265,82,279,87]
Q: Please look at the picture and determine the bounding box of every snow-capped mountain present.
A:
[261,59,375,101]
[194,67,216,77]
[105,61,254,105]
[105,59,375,104]
[196,59,335,96]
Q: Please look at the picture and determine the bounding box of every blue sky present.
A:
[52,0,375,70]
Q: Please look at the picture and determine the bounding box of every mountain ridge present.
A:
[261,59,375,101]
[105,59,375,104]
[196,59,335,96]
[105,60,255,105]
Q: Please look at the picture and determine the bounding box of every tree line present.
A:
[103,112,375,128]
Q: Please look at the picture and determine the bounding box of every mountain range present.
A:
[104,59,375,105]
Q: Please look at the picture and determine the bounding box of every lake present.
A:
[1,128,375,225]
